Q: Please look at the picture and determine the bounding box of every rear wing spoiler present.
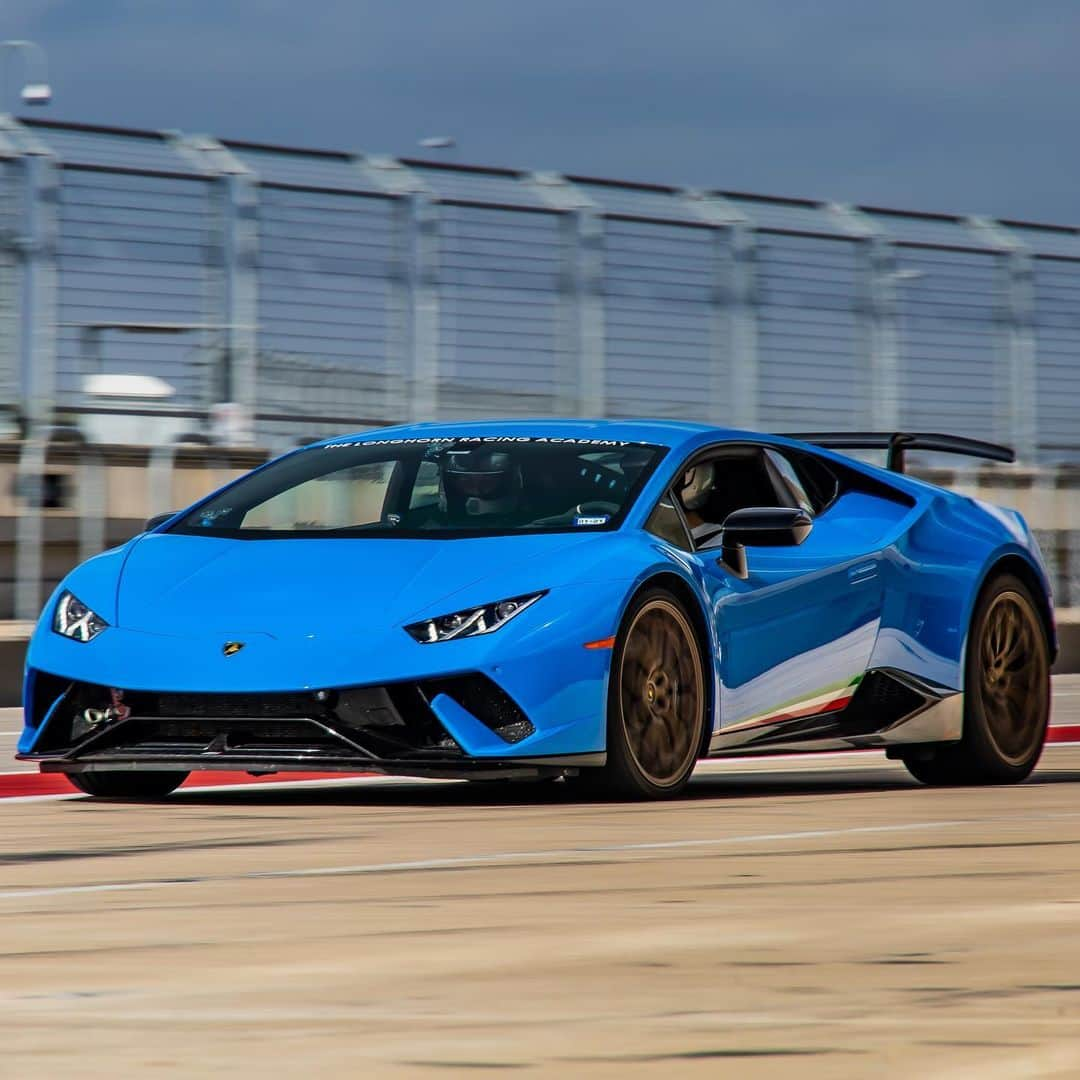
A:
[782,432,1015,474]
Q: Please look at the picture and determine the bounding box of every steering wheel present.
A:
[575,501,620,517]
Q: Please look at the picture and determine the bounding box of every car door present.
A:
[674,443,885,739]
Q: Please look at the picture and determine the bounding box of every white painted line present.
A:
[5,811,1080,902]
[0,793,80,806]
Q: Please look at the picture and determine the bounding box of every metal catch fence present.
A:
[0,115,1079,616]
[0,116,1076,453]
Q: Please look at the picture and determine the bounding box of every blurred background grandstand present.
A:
[0,114,1077,622]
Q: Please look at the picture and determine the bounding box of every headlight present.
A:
[53,591,109,642]
[405,592,545,644]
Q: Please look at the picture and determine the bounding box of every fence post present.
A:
[410,193,440,422]
[172,135,259,426]
[361,158,438,423]
[359,157,430,425]
[720,223,759,431]
[532,173,604,417]
[687,192,752,428]
[866,238,903,433]
[553,210,580,416]
[1004,250,1037,464]
[828,204,896,431]
[0,131,20,410]
[375,195,410,426]
[221,171,258,418]
[2,119,58,620]
[575,208,606,417]
[968,217,1036,463]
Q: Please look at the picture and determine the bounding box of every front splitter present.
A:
[26,750,607,783]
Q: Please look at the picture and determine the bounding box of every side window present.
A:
[669,445,840,550]
[645,494,693,551]
[674,448,783,546]
[791,452,840,513]
[763,448,840,515]
[763,449,814,513]
[409,460,441,510]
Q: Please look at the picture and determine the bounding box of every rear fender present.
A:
[871,493,1053,693]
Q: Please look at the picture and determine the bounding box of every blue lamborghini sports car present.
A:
[18,420,1055,799]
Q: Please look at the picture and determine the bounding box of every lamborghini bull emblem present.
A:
[222,641,245,657]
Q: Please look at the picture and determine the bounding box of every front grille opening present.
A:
[27,670,72,730]
[108,721,336,756]
[33,679,118,752]
[125,688,452,757]
[123,717,339,750]
[36,673,531,758]
[421,675,535,744]
[39,681,458,759]
[136,691,318,719]
[383,684,460,752]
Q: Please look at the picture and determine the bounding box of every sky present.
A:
[1,0,1077,222]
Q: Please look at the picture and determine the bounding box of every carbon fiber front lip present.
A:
[23,749,606,780]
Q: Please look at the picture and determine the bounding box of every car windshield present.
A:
[169,436,666,539]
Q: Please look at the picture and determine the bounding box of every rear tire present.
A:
[903,573,1050,786]
[580,587,707,799]
[66,771,189,799]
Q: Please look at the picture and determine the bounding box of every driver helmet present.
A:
[679,462,715,512]
[441,448,523,520]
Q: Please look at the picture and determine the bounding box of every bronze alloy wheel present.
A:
[978,589,1049,766]
[618,597,704,789]
[902,572,1050,786]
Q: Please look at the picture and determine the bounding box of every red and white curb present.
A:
[1049,724,1080,744]
[0,769,380,800]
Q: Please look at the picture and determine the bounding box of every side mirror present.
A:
[715,506,812,579]
[145,512,177,532]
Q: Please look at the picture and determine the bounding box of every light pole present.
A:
[418,136,456,151]
[418,136,457,162]
[0,39,52,109]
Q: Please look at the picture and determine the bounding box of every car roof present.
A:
[319,418,743,452]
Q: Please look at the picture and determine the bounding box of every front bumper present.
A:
[18,670,608,780]
[21,580,633,771]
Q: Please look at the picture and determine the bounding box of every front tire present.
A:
[587,587,707,799]
[66,771,189,799]
[903,573,1050,786]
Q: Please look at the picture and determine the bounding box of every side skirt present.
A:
[707,668,963,757]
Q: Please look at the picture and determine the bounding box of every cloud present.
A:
[2,0,1077,220]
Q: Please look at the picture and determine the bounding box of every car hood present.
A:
[115,531,605,638]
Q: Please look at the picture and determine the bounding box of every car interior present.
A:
[666,445,837,549]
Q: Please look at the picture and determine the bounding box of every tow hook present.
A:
[71,690,131,741]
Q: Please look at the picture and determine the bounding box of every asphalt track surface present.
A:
[3,684,1080,1077]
